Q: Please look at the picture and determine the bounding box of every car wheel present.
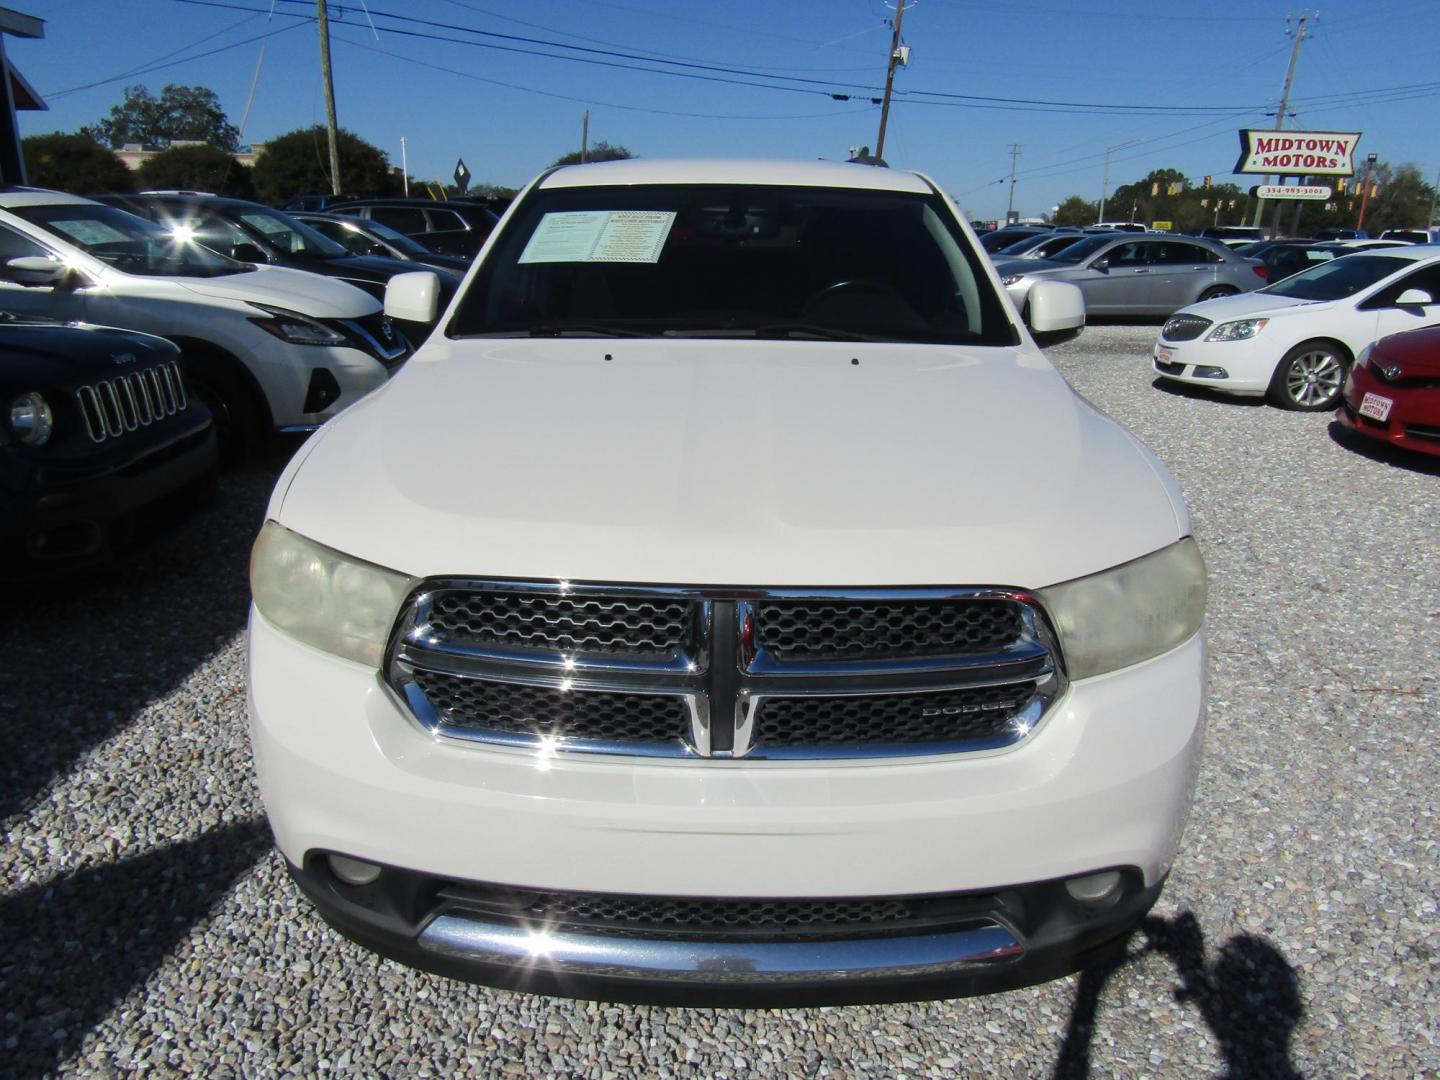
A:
[182,356,262,466]
[1267,340,1349,411]
[1198,286,1239,302]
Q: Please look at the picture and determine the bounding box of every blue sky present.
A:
[16,0,1440,220]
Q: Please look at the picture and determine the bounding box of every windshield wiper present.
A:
[751,323,889,342]
[525,323,650,338]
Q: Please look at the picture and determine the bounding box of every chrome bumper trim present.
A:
[417,915,1023,983]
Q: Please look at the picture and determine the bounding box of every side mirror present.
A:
[5,256,68,286]
[385,271,441,325]
[1027,280,1086,344]
[228,243,267,263]
[1090,257,1110,273]
[1395,288,1434,307]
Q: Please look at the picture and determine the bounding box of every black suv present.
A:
[2,314,216,576]
[100,193,461,342]
[325,198,499,257]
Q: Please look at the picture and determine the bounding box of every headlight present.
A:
[1037,537,1206,680]
[250,521,417,666]
[1204,318,1268,342]
[9,392,54,446]
[1000,273,1025,286]
[249,305,347,346]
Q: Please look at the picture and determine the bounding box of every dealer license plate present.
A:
[1155,346,1175,363]
[1359,392,1393,422]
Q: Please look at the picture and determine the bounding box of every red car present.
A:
[1338,325,1440,458]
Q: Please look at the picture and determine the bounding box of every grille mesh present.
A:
[517,892,912,931]
[757,683,1037,747]
[753,600,1022,662]
[1161,314,1212,342]
[412,671,691,744]
[428,591,696,657]
[74,361,188,444]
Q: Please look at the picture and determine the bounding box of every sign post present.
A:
[453,158,471,194]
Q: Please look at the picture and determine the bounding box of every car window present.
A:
[8,203,251,277]
[306,217,374,254]
[237,210,348,259]
[448,183,1017,346]
[1152,242,1218,265]
[1105,241,1152,267]
[1363,263,1440,307]
[362,219,433,255]
[1049,235,1113,263]
[371,207,429,233]
[0,223,51,273]
[1263,255,1407,301]
[426,209,468,231]
[187,213,254,253]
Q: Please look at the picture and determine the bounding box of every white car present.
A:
[0,189,410,458]
[1153,246,1440,409]
[248,158,1207,1005]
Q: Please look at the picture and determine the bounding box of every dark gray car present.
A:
[994,233,1265,318]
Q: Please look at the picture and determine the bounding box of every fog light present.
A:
[1065,870,1123,906]
[328,854,382,886]
[302,368,342,413]
[1193,365,1228,380]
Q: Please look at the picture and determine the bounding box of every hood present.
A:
[1177,289,1325,321]
[275,339,1187,590]
[1371,324,1440,375]
[0,320,178,386]
[174,265,380,318]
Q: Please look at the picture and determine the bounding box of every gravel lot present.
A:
[3,323,1437,1078]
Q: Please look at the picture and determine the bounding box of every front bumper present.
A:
[248,611,1205,1001]
[1337,369,1440,458]
[252,341,396,432]
[1,413,217,574]
[1152,335,1273,396]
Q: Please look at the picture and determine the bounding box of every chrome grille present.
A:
[755,684,1040,749]
[74,360,187,444]
[428,589,696,658]
[1160,314,1212,342]
[410,671,692,746]
[387,582,1064,760]
[753,600,1021,662]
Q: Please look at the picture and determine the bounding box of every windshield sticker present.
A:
[47,219,130,246]
[518,210,676,264]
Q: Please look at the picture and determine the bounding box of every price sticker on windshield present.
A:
[519,211,676,265]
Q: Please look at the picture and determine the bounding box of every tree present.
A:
[82,84,240,152]
[250,126,401,204]
[549,141,632,168]
[137,144,254,198]
[1053,196,1097,226]
[21,133,135,194]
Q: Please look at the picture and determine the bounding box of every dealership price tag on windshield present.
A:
[519,211,676,264]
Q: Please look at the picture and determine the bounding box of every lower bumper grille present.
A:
[1155,359,1186,376]
[387,581,1064,760]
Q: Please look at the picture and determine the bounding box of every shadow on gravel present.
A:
[1054,912,1303,1080]
[0,463,278,822]
[0,816,271,1078]
[1326,420,1440,477]
[1149,377,1269,408]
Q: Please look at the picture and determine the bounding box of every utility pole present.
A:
[317,0,343,195]
[1429,165,1439,225]
[1098,146,1112,224]
[874,0,909,161]
[581,109,589,164]
[1356,152,1379,230]
[1005,143,1022,223]
[1252,10,1313,229]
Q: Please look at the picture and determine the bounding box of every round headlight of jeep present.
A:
[9,392,54,446]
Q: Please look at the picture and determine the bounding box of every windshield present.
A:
[448,183,1016,345]
[996,233,1052,255]
[11,203,251,277]
[359,219,433,256]
[236,209,349,260]
[1261,254,1406,300]
[1048,235,1114,263]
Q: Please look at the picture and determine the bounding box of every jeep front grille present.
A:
[387,582,1065,760]
[74,360,188,444]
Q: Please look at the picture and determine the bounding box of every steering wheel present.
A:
[802,279,903,308]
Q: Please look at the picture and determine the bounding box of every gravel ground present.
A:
[2,324,1437,1078]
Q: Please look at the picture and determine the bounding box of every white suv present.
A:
[0,189,409,459]
[248,159,1207,1005]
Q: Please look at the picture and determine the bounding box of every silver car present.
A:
[995,233,1265,318]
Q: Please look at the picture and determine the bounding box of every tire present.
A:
[1198,286,1239,302]
[181,354,263,466]
[1267,340,1349,412]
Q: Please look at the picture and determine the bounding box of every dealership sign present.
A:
[1234,130,1362,176]
[1255,184,1332,201]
